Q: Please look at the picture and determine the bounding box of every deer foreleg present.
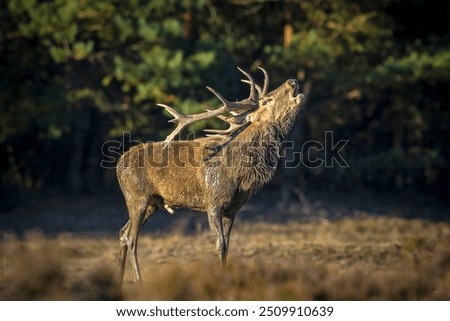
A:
[207,209,227,266]
[222,212,236,264]
[127,220,142,283]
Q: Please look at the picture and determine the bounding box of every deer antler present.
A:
[237,67,257,101]
[204,111,251,137]
[241,67,270,99]
[259,66,270,97]
[158,67,264,144]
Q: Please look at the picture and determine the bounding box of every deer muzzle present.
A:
[287,79,304,106]
[288,79,298,95]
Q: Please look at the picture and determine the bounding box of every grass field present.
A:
[1,200,449,300]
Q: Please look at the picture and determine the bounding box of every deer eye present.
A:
[262,98,273,106]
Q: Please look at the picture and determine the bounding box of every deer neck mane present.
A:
[214,119,282,194]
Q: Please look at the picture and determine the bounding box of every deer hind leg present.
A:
[207,209,227,266]
[119,197,155,284]
[118,220,131,283]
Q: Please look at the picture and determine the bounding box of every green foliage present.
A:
[369,50,450,85]
[0,0,449,196]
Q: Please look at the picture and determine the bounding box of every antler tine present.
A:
[204,112,250,137]
[205,86,229,110]
[216,114,241,124]
[157,104,189,144]
[237,67,257,101]
[241,79,262,98]
[204,123,247,136]
[157,103,182,122]
[258,66,269,97]
[206,86,257,112]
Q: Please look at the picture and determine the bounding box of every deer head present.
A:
[245,77,304,137]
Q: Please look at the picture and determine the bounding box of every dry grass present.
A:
[1,217,449,300]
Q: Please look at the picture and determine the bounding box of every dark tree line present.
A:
[1,0,449,208]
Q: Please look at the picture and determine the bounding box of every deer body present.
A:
[117,68,304,283]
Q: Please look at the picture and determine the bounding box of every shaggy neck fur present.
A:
[219,104,300,194]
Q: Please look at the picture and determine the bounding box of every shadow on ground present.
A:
[1,188,448,237]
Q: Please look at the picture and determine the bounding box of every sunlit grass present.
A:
[1,217,449,300]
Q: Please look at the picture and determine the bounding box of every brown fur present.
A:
[116,78,304,283]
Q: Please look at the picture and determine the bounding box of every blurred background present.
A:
[1,0,448,220]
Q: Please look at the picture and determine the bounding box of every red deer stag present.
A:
[116,67,305,283]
